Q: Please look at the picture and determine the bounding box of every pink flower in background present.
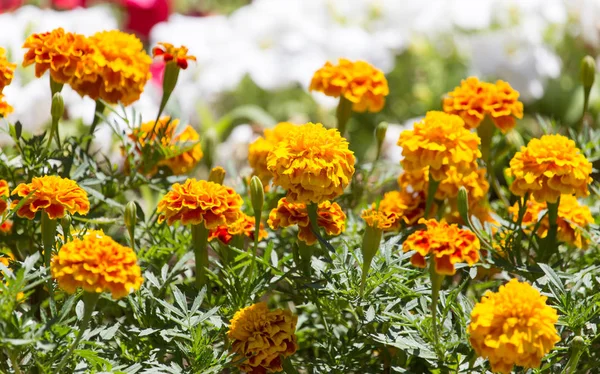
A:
[0,0,23,12]
[150,61,165,88]
[124,0,170,40]
[52,0,86,9]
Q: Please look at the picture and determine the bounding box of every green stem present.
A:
[579,87,591,131]
[336,96,353,137]
[50,78,63,97]
[542,198,560,263]
[41,211,57,316]
[360,225,382,297]
[477,117,496,168]
[191,224,210,289]
[248,211,261,282]
[297,241,314,276]
[55,292,99,372]
[6,349,23,374]
[306,202,329,254]
[429,261,444,361]
[425,172,440,219]
[85,100,106,153]
[281,356,299,374]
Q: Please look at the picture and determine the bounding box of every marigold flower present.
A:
[268,198,345,245]
[0,220,12,234]
[51,230,143,300]
[0,179,9,216]
[152,42,196,69]
[0,95,12,117]
[507,134,592,203]
[157,179,243,228]
[11,176,90,220]
[228,302,298,374]
[22,28,94,84]
[129,117,203,175]
[398,111,481,181]
[70,30,151,106]
[509,195,594,249]
[468,279,560,374]
[0,47,16,92]
[399,166,488,203]
[209,213,267,245]
[248,122,297,187]
[443,77,524,133]
[403,218,480,275]
[267,122,355,203]
[310,58,389,112]
[362,190,427,231]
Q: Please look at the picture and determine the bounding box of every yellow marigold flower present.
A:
[0,179,9,216]
[507,134,592,203]
[0,47,16,92]
[208,213,268,245]
[310,58,389,112]
[268,197,345,245]
[22,28,95,84]
[267,122,355,203]
[398,111,481,181]
[0,251,24,301]
[11,176,90,220]
[129,117,203,175]
[70,30,151,106]
[228,302,298,374]
[399,166,488,203]
[157,179,243,228]
[0,94,12,117]
[362,190,427,231]
[152,42,196,69]
[402,218,480,275]
[248,122,297,187]
[468,279,560,374]
[509,195,594,249]
[443,77,524,133]
[51,230,143,300]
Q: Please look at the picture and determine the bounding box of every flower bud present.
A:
[51,92,64,120]
[457,187,469,224]
[250,176,264,218]
[124,201,137,234]
[375,122,388,147]
[208,166,225,185]
[60,214,71,239]
[580,56,596,89]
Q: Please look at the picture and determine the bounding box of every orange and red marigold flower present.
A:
[11,175,90,220]
[209,213,267,245]
[443,76,524,133]
[403,218,480,275]
[268,197,346,246]
[361,190,427,231]
[157,179,243,228]
[152,42,196,69]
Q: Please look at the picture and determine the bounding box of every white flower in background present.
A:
[568,0,600,50]
[385,117,419,164]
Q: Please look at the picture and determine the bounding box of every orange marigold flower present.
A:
[468,279,560,374]
[0,94,12,117]
[509,195,594,249]
[228,302,298,374]
[0,220,12,234]
[362,190,427,231]
[0,47,16,92]
[209,213,268,245]
[310,58,389,112]
[248,122,297,187]
[507,134,592,203]
[0,179,9,215]
[129,117,203,175]
[268,198,346,245]
[443,77,524,133]
[51,230,143,300]
[157,179,243,228]
[11,176,90,220]
[267,122,355,203]
[152,42,196,69]
[402,218,480,275]
[398,111,481,182]
[22,28,94,84]
[70,30,151,106]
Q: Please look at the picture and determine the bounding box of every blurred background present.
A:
[1,0,599,172]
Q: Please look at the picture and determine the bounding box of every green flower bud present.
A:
[124,201,137,235]
[250,176,264,218]
[60,214,71,237]
[208,166,225,185]
[580,56,596,89]
[51,92,64,120]
[375,122,388,147]
[457,187,469,225]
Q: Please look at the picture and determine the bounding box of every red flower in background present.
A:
[124,0,170,40]
[0,0,23,12]
[52,0,86,9]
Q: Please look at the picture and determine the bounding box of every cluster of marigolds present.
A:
[0,25,596,374]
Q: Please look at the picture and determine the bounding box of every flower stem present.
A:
[336,96,353,137]
[55,292,99,373]
[542,197,560,263]
[425,172,440,219]
[429,261,444,360]
[477,117,495,169]
[360,225,382,297]
[281,356,299,374]
[6,349,22,374]
[85,100,106,153]
[41,211,57,317]
[306,202,330,255]
[191,223,210,289]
